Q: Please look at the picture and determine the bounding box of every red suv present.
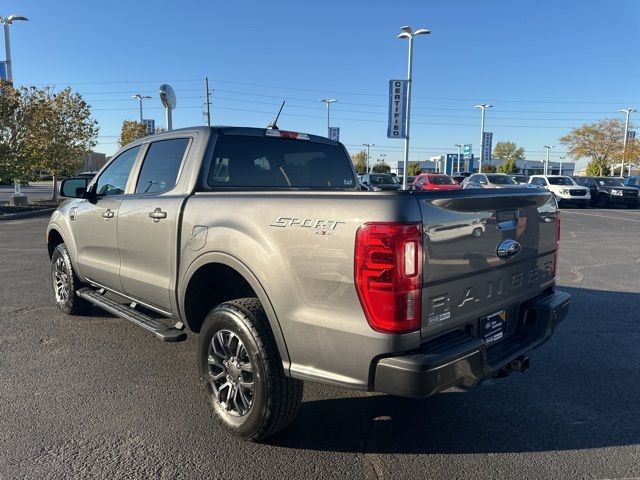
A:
[412,173,462,191]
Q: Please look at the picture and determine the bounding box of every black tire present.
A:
[472,227,483,238]
[199,298,303,441]
[51,243,90,315]
[597,194,610,208]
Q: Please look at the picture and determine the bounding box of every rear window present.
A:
[207,136,355,189]
[428,175,456,185]
[487,174,516,185]
[370,174,398,185]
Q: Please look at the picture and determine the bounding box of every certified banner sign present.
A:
[387,80,408,139]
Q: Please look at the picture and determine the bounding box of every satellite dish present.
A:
[159,84,176,110]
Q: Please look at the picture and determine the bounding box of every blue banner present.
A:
[387,80,408,139]
[0,62,7,81]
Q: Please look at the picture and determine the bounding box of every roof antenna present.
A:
[267,100,285,130]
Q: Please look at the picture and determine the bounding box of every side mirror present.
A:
[60,177,88,198]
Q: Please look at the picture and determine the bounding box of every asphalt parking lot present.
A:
[0,209,639,480]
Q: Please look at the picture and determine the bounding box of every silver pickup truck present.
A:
[47,126,570,441]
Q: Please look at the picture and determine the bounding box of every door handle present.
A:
[149,208,167,222]
[102,209,115,219]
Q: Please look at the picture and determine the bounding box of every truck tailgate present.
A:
[416,188,558,338]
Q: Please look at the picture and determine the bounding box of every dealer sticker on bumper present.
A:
[480,310,507,344]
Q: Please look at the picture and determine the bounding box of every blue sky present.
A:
[5,0,640,169]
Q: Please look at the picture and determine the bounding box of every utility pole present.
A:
[204,77,212,127]
[362,143,374,173]
[475,104,492,173]
[619,108,636,177]
[558,156,565,175]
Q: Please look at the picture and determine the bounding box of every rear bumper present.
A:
[373,290,570,398]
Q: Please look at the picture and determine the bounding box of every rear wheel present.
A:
[51,243,90,315]
[472,227,483,238]
[199,298,303,441]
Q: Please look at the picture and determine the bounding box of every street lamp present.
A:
[319,99,337,137]
[558,156,565,176]
[543,145,554,175]
[0,14,28,84]
[362,143,375,173]
[1,13,28,198]
[132,93,152,123]
[454,144,462,174]
[474,104,492,173]
[397,25,431,190]
[619,108,636,177]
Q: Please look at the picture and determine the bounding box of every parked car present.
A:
[462,173,520,189]
[573,176,639,208]
[424,218,487,242]
[452,172,472,184]
[47,125,569,441]
[510,174,529,184]
[528,175,590,207]
[412,173,462,191]
[623,176,640,190]
[360,173,401,191]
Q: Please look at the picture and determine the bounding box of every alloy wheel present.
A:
[207,329,255,416]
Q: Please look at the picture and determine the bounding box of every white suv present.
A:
[528,175,590,207]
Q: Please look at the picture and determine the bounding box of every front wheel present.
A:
[51,243,90,315]
[597,194,610,208]
[199,298,303,441]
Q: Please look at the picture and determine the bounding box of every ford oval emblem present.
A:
[497,239,521,259]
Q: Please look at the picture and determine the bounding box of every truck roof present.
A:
[155,126,340,146]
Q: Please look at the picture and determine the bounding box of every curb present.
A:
[0,208,56,221]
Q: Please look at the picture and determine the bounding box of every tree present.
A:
[408,161,422,176]
[585,159,610,176]
[497,158,519,174]
[22,86,99,201]
[120,120,148,147]
[560,119,625,176]
[0,81,33,183]
[372,162,390,173]
[493,141,524,173]
[351,150,367,174]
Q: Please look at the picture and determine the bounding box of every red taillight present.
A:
[553,212,561,277]
[354,222,423,333]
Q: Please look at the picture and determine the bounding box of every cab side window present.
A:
[135,138,190,194]
[94,146,141,196]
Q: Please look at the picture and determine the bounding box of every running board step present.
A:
[77,288,186,342]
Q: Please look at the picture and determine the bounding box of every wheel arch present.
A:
[179,252,291,371]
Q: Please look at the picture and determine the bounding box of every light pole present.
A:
[362,143,375,173]
[454,144,462,174]
[474,104,492,173]
[558,156,565,176]
[1,13,28,198]
[619,108,636,177]
[397,25,431,190]
[543,145,554,175]
[0,14,28,84]
[319,99,336,137]
[132,94,152,123]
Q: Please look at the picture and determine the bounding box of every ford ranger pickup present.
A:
[46,126,570,441]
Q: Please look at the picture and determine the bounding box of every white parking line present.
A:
[561,210,640,223]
